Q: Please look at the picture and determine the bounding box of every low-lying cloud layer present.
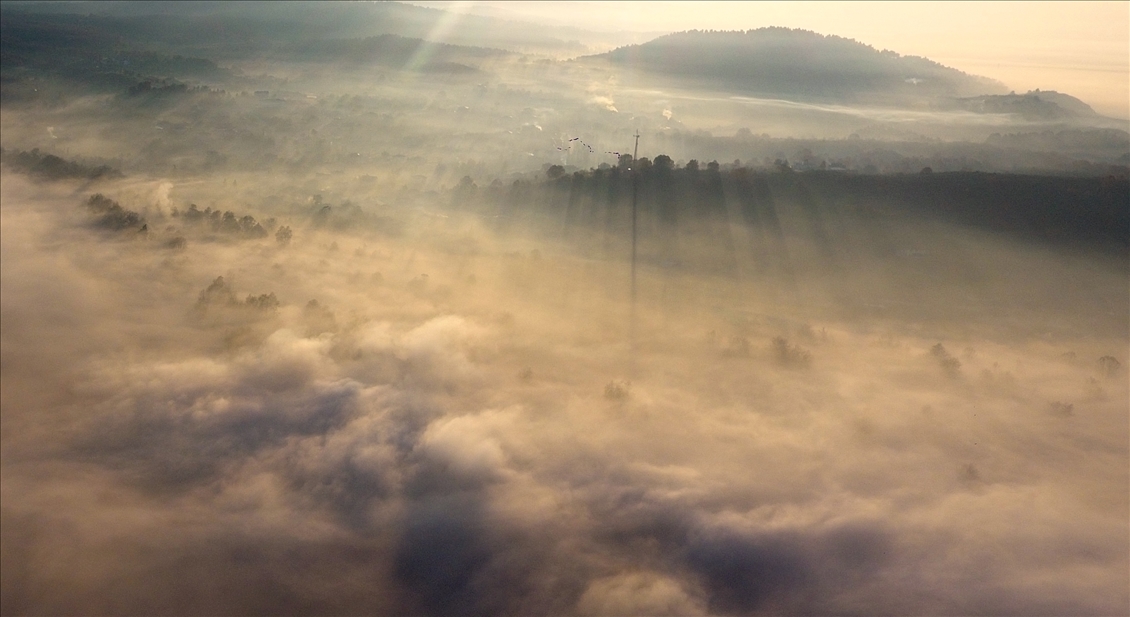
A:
[2,169,1126,616]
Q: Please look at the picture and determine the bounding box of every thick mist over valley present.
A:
[2,3,1127,616]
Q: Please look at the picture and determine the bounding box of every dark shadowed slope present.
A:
[0,1,614,57]
[0,9,510,76]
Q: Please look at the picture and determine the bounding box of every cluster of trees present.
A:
[930,344,961,378]
[772,337,812,368]
[712,332,814,367]
[85,193,145,231]
[171,204,270,239]
[167,203,300,246]
[301,199,402,237]
[194,276,279,313]
[82,194,285,250]
[2,148,122,181]
[302,299,338,337]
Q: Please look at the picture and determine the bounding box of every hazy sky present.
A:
[408,1,1130,119]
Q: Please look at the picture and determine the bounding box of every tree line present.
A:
[450,156,1129,256]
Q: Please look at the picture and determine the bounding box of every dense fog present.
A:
[2,3,1127,616]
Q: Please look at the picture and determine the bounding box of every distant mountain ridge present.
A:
[590,28,1009,103]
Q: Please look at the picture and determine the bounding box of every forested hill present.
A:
[591,28,1008,103]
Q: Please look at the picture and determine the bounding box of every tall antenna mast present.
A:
[630,130,640,354]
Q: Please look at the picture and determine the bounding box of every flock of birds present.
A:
[557,136,627,158]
